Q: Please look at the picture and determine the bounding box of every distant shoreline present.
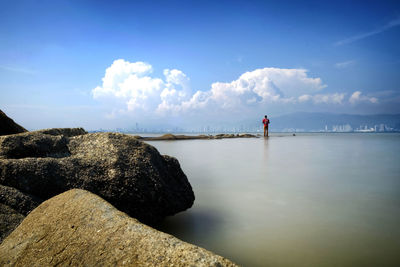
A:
[133,133,259,141]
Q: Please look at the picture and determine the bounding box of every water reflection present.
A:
[155,208,226,246]
[263,136,269,161]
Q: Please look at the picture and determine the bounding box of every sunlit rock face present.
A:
[0,189,236,267]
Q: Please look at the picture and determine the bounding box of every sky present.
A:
[1,0,400,130]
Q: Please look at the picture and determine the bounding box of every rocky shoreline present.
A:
[0,110,238,266]
[134,133,259,140]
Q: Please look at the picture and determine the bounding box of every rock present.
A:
[215,134,235,138]
[0,131,71,159]
[238,133,257,138]
[0,185,43,242]
[33,127,87,137]
[0,130,194,224]
[158,133,178,140]
[0,185,42,215]
[0,128,86,159]
[0,110,27,136]
[0,189,238,266]
[0,203,25,244]
[143,134,210,141]
[138,133,258,141]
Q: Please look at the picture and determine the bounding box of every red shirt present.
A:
[263,118,270,126]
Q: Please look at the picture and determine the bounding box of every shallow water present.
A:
[146,133,400,267]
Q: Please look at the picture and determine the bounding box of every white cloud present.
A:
[298,94,312,102]
[314,93,345,104]
[93,59,364,119]
[349,91,378,104]
[92,59,157,100]
[179,68,326,112]
[298,93,345,104]
[157,69,191,114]
[93,59,175,114]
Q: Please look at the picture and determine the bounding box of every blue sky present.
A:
[1,0,400,130]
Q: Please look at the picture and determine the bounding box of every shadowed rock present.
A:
[0,189,237,266]
[0,130,194,226]
[0,203,25,244]
[0,185,43,243]
[0,110,27,136]
[0,185,42,216]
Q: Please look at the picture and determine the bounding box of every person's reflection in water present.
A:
[263,135,269,162]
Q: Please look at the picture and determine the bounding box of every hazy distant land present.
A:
[91,113,400,134]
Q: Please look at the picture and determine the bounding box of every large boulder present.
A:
[0,130,194,225]
[0,189,237,266]
[32,127,87,137]
[0,110,27,136]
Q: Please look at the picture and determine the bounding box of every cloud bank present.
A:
[92,59,378,121]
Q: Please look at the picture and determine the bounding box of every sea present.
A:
[145,133,400,267]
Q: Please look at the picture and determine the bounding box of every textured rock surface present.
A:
[0,128,86,159]
[0,203,25,243]
[0,185,43,242]
[33,127,87,137]
[0,110,27,136]
[0,130,194,224]
[0,189,237,267]
[0,185,42,215]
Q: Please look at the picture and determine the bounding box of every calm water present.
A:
[146,133,400,267]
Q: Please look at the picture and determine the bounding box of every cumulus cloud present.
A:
[157,69,191,113]
[349,91,378,104]
[92,59,161,106]
[172,68,326,113]
[93,59,365,119]
[92,59,188,114]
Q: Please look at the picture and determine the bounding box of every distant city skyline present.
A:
[1,0,400,130]
[93,123,399,134]
[91,112,400,133]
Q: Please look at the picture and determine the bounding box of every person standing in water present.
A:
[262,115,270,137]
